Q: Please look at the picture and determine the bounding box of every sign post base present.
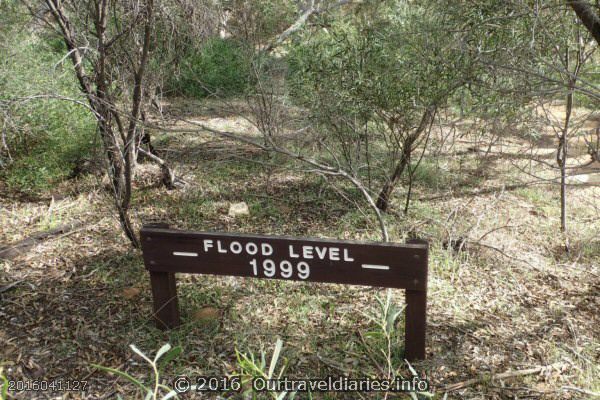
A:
[404,289,427,361]
[150,271,180,329]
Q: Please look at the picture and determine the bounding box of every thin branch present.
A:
[264,0,357,52]
[443,362,565,392]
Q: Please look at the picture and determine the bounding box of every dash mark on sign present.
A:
[361,264,390,270]
[173,251,198,257]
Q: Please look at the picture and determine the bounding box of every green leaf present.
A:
[158,346,183,369]
[161,391,178,400]
[130,344,153,365]
[1,372,8,400]
[405,360,418,377]
[268,338,283,379]
[154,343,172,363]
[276,391,287,400]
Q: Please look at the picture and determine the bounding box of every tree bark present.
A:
[559,78,575,234]
[376,148,411,212]
[264,0,354,52]
[376,106,436,212]
[567,1,600,44]
[122,0,154,221]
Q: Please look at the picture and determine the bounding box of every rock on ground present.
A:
[228,201,249,217]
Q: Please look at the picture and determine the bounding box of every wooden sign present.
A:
[140,225,429,360]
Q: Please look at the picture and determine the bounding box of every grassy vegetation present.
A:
[1,2,599,399]
[2,109,598,398]
[168,38,254,99]
[0,26,95,193]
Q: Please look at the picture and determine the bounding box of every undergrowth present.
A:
[0,19,95,193]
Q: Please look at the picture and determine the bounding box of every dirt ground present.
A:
[0,101,599,399]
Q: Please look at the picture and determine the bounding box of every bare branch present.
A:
[264,0,357,52]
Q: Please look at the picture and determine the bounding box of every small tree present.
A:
[288,1,471,212]
[29,0,167,247]
[442,0,598,235]
[529,7,597,234]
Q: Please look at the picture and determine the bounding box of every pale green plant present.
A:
[236,338,297,399]
[93,343,181,400]
[373,290,406,380]
[364,291,434,399]
[0,366,8,400]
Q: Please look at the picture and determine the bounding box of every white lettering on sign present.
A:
[280,260,293,278]
[289,245,299,258]
[303,246,313,259]
[250,259,310,279]
[315,246,327,259]
[287,245,354,262]
[230,241,243,254]
[262,243,274,256]
[330,247,340,261]
[171,238,397,282]
[198,239,355,263]
[246,242,258,255]
[201,239,274,256]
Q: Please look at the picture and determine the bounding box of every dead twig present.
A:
[561,386,600,397]
[138,147,188,188]
[0,222,85,260]
[443,362,565,392]
[315,354,355,374]
[356,330,386,376]
[0,280,23,294]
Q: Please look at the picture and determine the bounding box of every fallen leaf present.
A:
[122,287,141,299]
[193,306,220,322]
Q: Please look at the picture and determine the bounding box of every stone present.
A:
[228,202,249,217]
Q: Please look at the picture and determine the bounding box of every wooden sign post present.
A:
[140,226,429,360]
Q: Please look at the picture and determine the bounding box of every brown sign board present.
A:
[140,225,429,360]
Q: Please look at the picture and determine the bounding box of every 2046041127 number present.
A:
[250,259,310,279]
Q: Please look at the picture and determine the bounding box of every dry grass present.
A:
[0,102,598,399]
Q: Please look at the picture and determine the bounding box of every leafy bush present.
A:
[224,0,297,44]
[170,38,253,99]
[3,116,96,192]
[0,16,95,193]
[286,2,468,194]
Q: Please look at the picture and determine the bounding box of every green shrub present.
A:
[410,161,448,189]
[3,114,96,192]
[171,38,252,99]
[0,17,96,193]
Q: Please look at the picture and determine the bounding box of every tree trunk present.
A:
[123,0,154,219]
[376,150,410,212]
[567,0,600,45]
[44,0,142,248]
[376,106,436,212]
[559,79,575,233]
